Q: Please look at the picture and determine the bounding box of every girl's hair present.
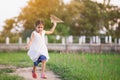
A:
[35,20,44,27]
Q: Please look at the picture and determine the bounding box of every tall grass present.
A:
[48,53,120,80]
[0,52,120,80]
[0,51,32,67]
[0,68,24,80]
[0,51,30,80]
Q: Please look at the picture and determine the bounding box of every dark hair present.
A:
[35,20,44,27]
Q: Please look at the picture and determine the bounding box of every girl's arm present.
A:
[25,32,34,49]
[45,22,57,35]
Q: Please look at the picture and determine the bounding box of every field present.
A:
[0,51,120,80]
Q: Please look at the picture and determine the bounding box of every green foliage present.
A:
[0,37,5,43]
[21,29,33,40]
[1,18,16,37]
[115,23,120,38]
[0,34,20,43]
[55,24,69,36]
[3,19,15,31]
[1,0,120,40]
[47,35,56,43]
[47,35,62,43]
[18,0,59,29]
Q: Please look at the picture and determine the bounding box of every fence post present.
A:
[119,38,120,45]
[109,36,112,44]
[6,37,9,45]
[96,36,100,44]
[105,36,108,43]
[67,35,73,44]
[79,36,82,44]
[62,37,65,45]
[93,36,96,43]
[18,37,22,45]
[114,38,117,44]
[82,36,86,44]
[26,37,30,43]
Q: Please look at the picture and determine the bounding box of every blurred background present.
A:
[0,1,120,80]
[0,0,120,52]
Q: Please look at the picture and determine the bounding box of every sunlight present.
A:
[0,0,28,31]
[0,0,119,31]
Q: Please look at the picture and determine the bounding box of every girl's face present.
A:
[36,24,44,33]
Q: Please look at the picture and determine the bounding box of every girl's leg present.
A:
[41,60,46,73]
[33,66,37,72]
[41,60,47,78]
[32,65,37,78]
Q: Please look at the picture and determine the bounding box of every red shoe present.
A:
[41,73,47,79]
[32,71,37,79]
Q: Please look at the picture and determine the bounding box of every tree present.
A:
[97,0,120,38]
[54,0,85,36]
[1,18,15,37]
[17,0,60,30]
[66,0,102,36]
[1,0,120,39]
[17,0,70,38]
[0,18,21,43]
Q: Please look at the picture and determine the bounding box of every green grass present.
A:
[0,52,120,80]
[0,51,32,67]
[0,51,31,80]
[0,74,24,80]
[48,53,120,80]
[0,68,24,80]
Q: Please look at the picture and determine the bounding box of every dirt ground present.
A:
[0,65,61,80]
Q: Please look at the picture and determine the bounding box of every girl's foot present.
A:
[41,73,47,79]
[32,70,37,79]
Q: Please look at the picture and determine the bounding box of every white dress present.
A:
[27,30,49,62]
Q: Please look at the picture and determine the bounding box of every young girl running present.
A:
[26,20,57,79]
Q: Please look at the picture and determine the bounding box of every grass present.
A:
[0,51,32,67]
[48,53,120,80]
[0,51,120,80]
[0,51,30,80]
[0,68,24,80]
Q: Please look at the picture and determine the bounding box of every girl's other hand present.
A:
[25,45,29,50]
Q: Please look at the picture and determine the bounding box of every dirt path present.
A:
[14,67,61,80]
[0,65,61,80]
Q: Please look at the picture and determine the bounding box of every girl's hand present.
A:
[25,45,29,50]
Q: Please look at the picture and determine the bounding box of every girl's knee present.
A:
[42,60,46,63]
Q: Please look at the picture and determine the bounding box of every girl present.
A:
[26,20,57,79]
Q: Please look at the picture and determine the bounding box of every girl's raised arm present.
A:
[45,22,57,35]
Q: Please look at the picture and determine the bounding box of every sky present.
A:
[0,0,29,31]
[0,0,119,31]
[93,0,120,6]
